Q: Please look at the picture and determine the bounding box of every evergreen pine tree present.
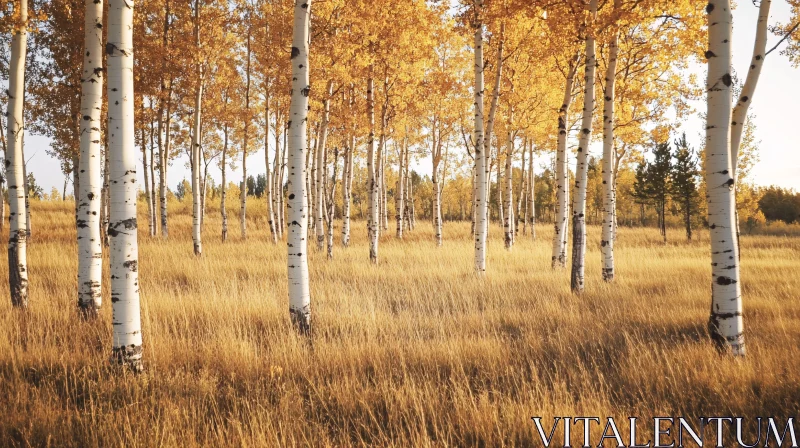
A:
[671,133,700,240]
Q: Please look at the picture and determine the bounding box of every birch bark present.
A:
[551,55,579,268]
[240,30,252,240]
[367,76,379,263]
[190,0,203,257]
[108,0,143,371]
[77,0,104,315]
[706,0,744,355]
[570,0,597,294]
[316,81,332,250]
[473,6,488,273]
[527,139,535,239]
[503,110,514,250]
[6,0,29,308]
[601,2,620,282]
[287,0,312,334]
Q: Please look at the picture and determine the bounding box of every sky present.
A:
[22,2,800,197]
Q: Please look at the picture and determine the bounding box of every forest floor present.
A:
[0,200,799,446]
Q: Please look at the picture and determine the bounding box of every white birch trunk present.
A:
[278,118,286,240]
[102,145,110,246]
[432,127,443,246]
[528,139,535,240]
[601,5,619,283]
[190,1,203,257]
[287,0,312,334]
[731,0,770,177]
[367,76,379,264]
[473,12,488,274]
[265,102,277,244]
[157,0,171,238]
[221,123,229,241]
[108,0,143,371]
[342,131,354,247]
[315,81,332,250]
[240,30,252,240]
[396,137,405,240]
[140,102,154,238]
[279,128,287,233]
[326,147,337,259]
[706,0,744,355]
[551,55,578,269]
[6,0,29,308]
[77,0,104,315]
[503,113,514,250]
[149,119,157,235]
[570,0,598,294]
[486,31,503,234]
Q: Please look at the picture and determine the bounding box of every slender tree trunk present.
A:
[6,0,29,308]
[518,137,526,236]
[102,144,110,246]
[473,9,489,274]
[601,3,619,282]
[277,116,285,240]
[240,30,251,240]
[528,139,535,239]
[503,110,514,250]
[287,0,312,334]
[190,0,203,257]
[265,98,277,244]
[571,0,598,294]
[432,128,443,246]
[309,124,317,233]
[221,123,228,242]
[279,126,287,233]
[552,54,579,268]
[396,137,405,239]
[140,100,154,238]
[381,151,388,231]
[316,81,332,250]
[405,145,413,232]
[342,130,353,246]
[367,75,379,264]
[730,0,770,178]
[108,0,143,371]
[157,1,171,239]
[23,153,30,239]
[326,147,338,260]
[685,198,692,241]
[149,107,157,236]
[77,0,104,315]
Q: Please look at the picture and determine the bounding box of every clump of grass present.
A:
[0,200,798,446]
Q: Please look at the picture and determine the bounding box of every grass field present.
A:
[0,199,798,446]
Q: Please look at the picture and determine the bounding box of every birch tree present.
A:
[287,0,312,334]
[600,0,620,283]
[367,75,379,264]
[316,81,333,250]
[6,0,29,308]
[77,0,104,315]
[551,54,578,269]
[570,0,598,294]
[473,1,488,274]
[108,0,144,371]
[190,0,203,257]
[705,0,744,356]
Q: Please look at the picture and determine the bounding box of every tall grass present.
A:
[0,199,798,446]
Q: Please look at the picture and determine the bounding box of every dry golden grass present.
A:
[0,199,798,447]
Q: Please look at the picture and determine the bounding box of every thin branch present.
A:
[766,21,800,56]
